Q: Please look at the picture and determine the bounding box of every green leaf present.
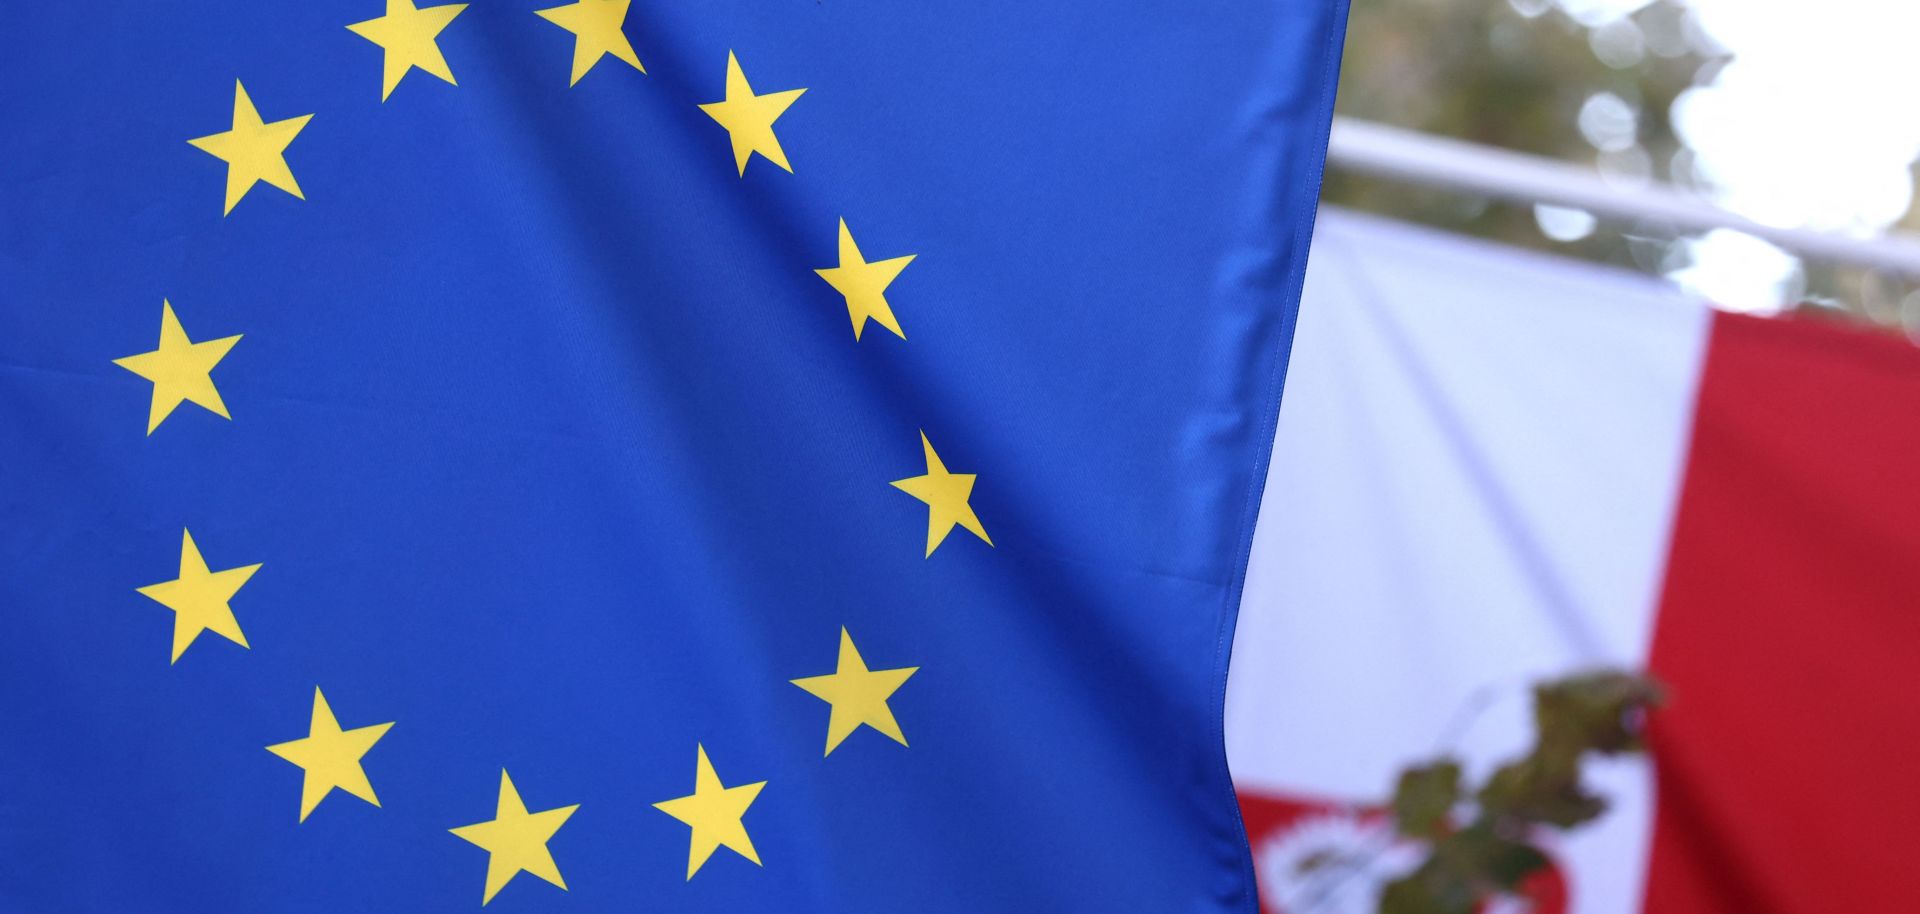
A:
[1433,822,1551,890]
[1375,670,1666,913]
[1485,840,1551,887]
[1478,757,1607,829]
[1391,759,1462,838]
[1533,671,1665,756]
[1380,865,1477,914]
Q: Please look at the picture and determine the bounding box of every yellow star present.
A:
[265,687,394,822]
[534,0,644,86]
[450,770,580,905]
[187,81,313,215]
[814,219,915,341]
[791,628,919,756]
[112,300,242,434]
[652,745,766,880]
[697,51,806,176]
[890,432,993,558]
[346,0,469,101]
[134,529,262,664]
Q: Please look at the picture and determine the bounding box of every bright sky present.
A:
[1551,0,1920,312]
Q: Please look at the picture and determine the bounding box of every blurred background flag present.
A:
[1222,1,1920,907]
[0,2,1349,912]
[1227,210,1920,913]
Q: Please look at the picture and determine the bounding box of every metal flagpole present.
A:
[1326,117,1920,277]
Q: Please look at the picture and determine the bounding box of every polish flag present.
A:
[1227,210,1920,913]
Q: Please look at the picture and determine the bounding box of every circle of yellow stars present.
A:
[109,0,999,907]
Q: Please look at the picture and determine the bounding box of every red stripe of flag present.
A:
[1645,311,1920,911]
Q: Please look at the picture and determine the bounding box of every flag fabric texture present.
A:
[1226,210,1920,913]
[0,3,1349,911]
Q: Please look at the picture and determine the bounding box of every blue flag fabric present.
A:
[0,2,1348,910]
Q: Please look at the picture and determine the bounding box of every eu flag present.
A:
[1,2,1348,910]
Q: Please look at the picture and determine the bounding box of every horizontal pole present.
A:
[1326,117,1920,277]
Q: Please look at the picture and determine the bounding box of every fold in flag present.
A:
[0,2,1349,910]
[1228,211,1920,914]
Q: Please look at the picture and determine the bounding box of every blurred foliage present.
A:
[1326,0,1920,328]
[1328,0,1699,270]
[1378,671,1664,914]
